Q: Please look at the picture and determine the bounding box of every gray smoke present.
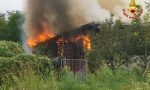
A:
[24,0,110,40]
[24,0,147,40]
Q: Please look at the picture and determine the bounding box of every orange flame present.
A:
[82,35,91,50]
[56,34,91,53]
[72,35,92,50]
[56,35,91,57]
[27,23,55,47]
[27,31,55,47]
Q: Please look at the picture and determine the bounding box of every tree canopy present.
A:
[0,11,23,42]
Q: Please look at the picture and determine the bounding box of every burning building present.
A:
[24,0,102,74]
[27,22,100,74]
[29,22,100,59]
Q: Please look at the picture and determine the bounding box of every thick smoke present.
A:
[98,0,148,22]
[98,0,126,15]
[24,0,146,39]
[24,0,146,53]
[24,0,110,39]
[98,0,130,22]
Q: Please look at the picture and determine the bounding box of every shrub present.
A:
[0,54,52,85]
[0,41,23,58]
[86,50,103,72]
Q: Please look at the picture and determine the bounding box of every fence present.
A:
[61,59,88,78]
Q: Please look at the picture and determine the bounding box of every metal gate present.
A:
[61,59,88,77]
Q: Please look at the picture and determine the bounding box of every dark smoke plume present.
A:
[24,0,110,39]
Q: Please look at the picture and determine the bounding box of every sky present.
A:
[0,0,149,12]
[0,0,149,22]
[0,0,25,12]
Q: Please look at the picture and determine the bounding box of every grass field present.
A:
[0,65,150,90]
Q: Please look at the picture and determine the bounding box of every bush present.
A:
[86,50,103,72]
[0,54,52,85]
[0,41,23,58]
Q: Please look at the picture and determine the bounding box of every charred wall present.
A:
[47,38,85,59]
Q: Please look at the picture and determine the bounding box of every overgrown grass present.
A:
[0,65,150,90]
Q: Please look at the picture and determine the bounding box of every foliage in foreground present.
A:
[0,66,150,90]
[0,41,23,58]
[0,54,52,85]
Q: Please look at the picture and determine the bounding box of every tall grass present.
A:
[0,70,59,90]
[0,66,150,90]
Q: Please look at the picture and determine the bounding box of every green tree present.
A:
[0,13,7,40]
[6,11,24,42]
[0,11,23,42]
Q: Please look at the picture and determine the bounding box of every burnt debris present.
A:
[52,21,101,40]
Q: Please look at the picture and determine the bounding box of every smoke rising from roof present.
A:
[25,0,146,42]
[24,0,110,39]
[23,0,147,53]
[24,0,146,45]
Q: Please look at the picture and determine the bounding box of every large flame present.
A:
[27,31,55,47]
[27,24,55,47]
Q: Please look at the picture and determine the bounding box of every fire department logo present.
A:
[123,0,143,19]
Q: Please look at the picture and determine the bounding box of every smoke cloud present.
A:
[24,0,147,39]
[98,0,125,14]
[24,0,110,39]
[23,0,147,53]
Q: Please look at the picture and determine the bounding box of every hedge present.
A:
[0,54,52,85]
[0,41,23,58]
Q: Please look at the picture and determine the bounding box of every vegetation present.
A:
[0,65,150,90]
[0,41,23,57]
[0,11,23,42]
[0,41,52,86]
[88,3,150,71]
